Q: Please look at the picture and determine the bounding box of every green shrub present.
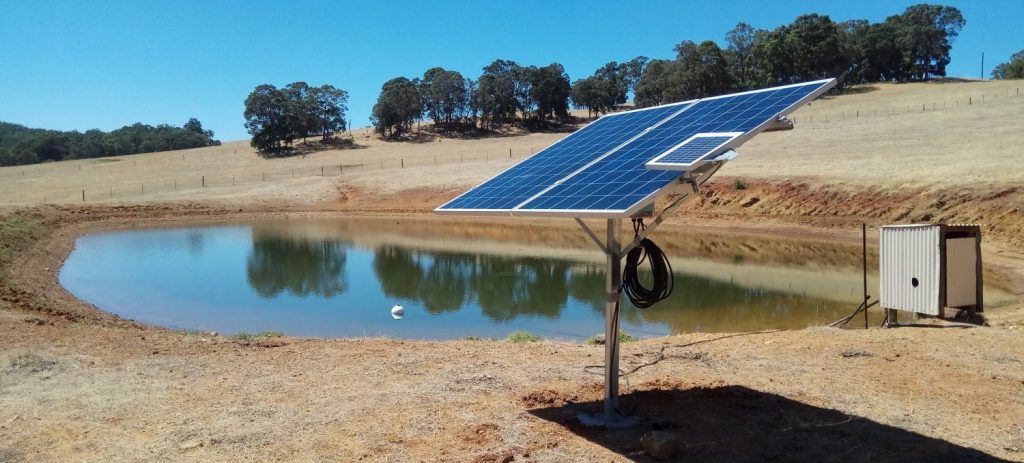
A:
[505,331,542,343]
[584,331,637,345]
[732,178,747,190]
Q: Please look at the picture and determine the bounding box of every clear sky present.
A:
[1,0,1020,141]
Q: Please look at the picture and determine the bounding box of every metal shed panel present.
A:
[880,225,941,315]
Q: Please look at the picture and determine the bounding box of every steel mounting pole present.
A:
[604,218,623,422]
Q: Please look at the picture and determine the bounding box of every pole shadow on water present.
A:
[528,385,1007,462]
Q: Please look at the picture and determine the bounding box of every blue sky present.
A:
[1,0,1020,141]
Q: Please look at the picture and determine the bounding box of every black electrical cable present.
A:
[621,219,674,309]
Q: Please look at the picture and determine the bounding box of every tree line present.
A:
[369,3,969,135]
[991,49,1024,80]
[634,4,966,106]
[371,61,573,136]
[243,82,349,152]
[0,119,219,167]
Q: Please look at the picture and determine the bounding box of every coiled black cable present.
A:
[621,219,674,309]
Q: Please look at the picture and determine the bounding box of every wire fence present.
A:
[0,146,543,205]
[1,85,1020,206]
[793,85,1021,124]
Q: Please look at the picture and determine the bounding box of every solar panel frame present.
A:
[508,78,836,218]
[433,99,695,216]
[645,132,743,170]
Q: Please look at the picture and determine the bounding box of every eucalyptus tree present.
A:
[371,77,422,136]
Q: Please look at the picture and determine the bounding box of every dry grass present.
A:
[0,80,1020,206]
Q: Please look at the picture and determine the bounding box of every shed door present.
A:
[945,238,978,307]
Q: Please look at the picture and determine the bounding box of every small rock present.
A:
[24,318,45,326]
[179,440,203,451]
[640,430,677,460]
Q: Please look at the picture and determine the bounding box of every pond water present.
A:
[58,218,952,340]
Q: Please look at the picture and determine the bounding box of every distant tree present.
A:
[284,82,317,143]
[635,41,734,107]
[309,85,348,140]
[477,59,521,127]
[634,59,673,107]
[725,23,758,86]
[620,56,649,95]
[570,76,616,118]
[594,61,629,107]
[991,49,1024,79]
[848,21,903,82]
[420,67,469,129]
[183,118,203,134]
[889,4,965,80]
[371,77,421,136]
[244,84,290,150]
[787,14,850,82]
[465,78,479,123]
[526,63,571,120]
[748,14,849,85]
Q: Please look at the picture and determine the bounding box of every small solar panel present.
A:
[645,133,741,170]
[436,78,836,218]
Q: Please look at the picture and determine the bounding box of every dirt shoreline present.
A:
[2,203,1024,462]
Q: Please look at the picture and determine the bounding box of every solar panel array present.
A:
[647,134,738,169]
[437,79,835,217]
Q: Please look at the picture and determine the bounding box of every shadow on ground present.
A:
[258,138,367,158]
[528,384,1008,462]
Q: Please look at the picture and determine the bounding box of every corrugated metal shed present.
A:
[879,224,983,319]
[880,225,941,315]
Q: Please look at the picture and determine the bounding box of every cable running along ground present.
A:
[621,218,674,309]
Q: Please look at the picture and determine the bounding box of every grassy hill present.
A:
[0,79,1021,244]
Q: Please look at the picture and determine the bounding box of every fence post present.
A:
[141,184,144,194]
[82,190,85,202]
[174,179,177,190]
[339,164,343,173]
[263,172,266,181]
[321,166,324,176]
[380,160,383,169]
[401,159,404,168]
[202,176,205,187]
[232,176,235,185]
[509,148,512,158]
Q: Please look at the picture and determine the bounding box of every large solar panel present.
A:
[437,79,835,217]
[437,102,690,211]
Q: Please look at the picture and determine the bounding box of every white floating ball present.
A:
[390,305,405,320]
